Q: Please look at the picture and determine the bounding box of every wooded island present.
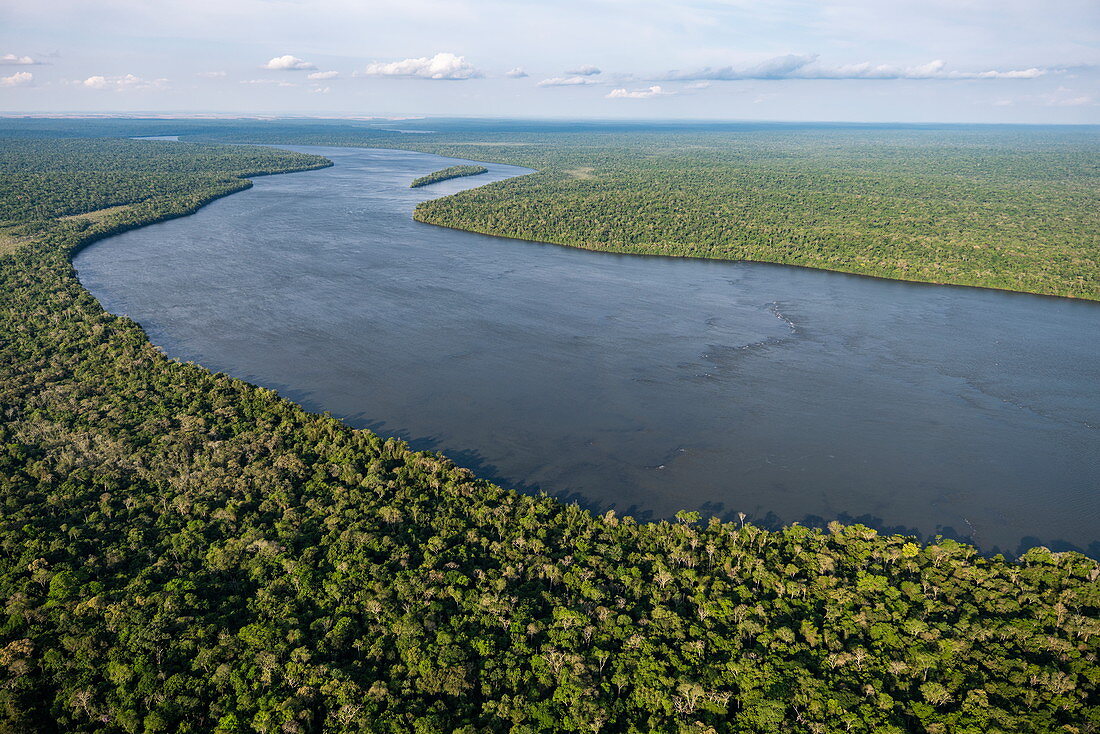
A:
[410,164,488,188]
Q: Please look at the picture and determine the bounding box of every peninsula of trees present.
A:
[410,164,488,188]
[0,124,1097,733]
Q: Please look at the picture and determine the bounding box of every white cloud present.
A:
[661,55,1050,81]
[311,86,331,94]
[505,67,528,78]
[241,79,298,87]
[686,81,711,90]
[80,74,167,91]
[0,71,33,87]
[566,64,601,76]
[361,52,481,80]
[307,70,339,80]
[264,55,316,71]
[607,85,671,99]
[975,68,1045,79]
[197,70,227,78]
[538,75,601,87]
[1,53,39,66]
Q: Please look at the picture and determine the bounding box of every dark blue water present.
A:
[74,145,1100,557]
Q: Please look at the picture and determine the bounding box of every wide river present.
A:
[75,144,1100,557]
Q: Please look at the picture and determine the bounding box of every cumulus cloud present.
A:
[197,70,227,78]
[607,85,671,99]
[1,53,40,66]
[537,75,601,87]
[361,52,481,80]
[661,55,1048,81]
[0,71,33,87]
[566,65,601,76]
[80,74,167,91]
[308,70,339,80]
[264,55,316,71]
[505,67,528,78]
[311,86,331,94]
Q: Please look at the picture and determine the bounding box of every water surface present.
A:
[75,145,1100,556]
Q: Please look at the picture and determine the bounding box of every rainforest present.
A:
[0,118,1098,734]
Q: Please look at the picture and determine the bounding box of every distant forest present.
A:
[0,121,1097,733]
[410,165,488,188]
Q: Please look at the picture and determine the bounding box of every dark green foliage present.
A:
[0,133,1098,733]
[410,165,488,188]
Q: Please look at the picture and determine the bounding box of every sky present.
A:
[1,0,1097,123]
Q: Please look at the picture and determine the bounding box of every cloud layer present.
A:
[538,75,602,87]
[80,74,168,91]
[566,65,601,76]
[607,85,670,99]
[1,71,34,87]
[1,53,39,66]
[362,52,480,80]
[264,55,316,71]
[661,55,1047,81]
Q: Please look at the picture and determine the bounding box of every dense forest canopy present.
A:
[0,123,1097,733]
[410,165,488,188]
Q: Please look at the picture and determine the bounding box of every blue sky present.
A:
[1,0,1097,122]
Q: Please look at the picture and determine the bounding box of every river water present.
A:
[74,145,1100,557]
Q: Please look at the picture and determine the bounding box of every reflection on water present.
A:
[75,145,1100,557]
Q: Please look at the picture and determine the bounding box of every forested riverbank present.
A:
[0,128,1098,733]
[409,131,1099,300]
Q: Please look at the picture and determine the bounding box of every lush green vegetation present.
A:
[0,127,1098,733]
[410,165,488,188]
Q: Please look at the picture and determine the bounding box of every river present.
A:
[74,144,1100,557]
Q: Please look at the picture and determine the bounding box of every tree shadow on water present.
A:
[268,401,1100,561]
